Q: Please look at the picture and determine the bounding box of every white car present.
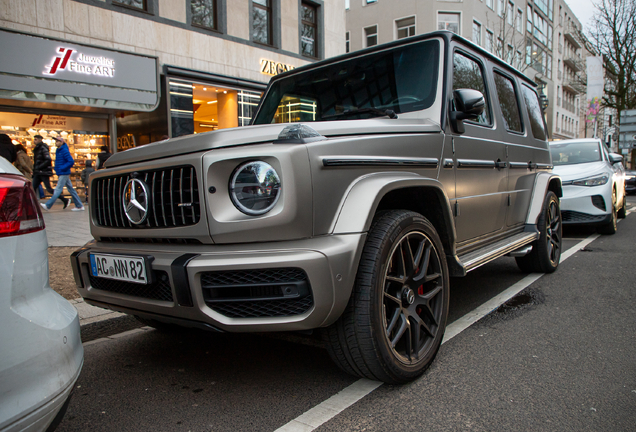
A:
[0,157,83,432]
[550,138,626,234]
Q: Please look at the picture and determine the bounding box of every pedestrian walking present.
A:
[40,136,84,211]
[80,159,95,203]
[32,135,68,208]
[0,133,16,163]
[95,145,112,169]
[13,144,33,180]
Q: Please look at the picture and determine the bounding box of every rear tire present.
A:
[516,191,562,273]
[323,210,449,384]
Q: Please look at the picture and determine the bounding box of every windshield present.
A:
[550,141,602,166]
[252,39,440,124]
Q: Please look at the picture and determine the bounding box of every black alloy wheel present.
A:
[382,229,445,365]
[516,191,562,273]
[324,210,449,384]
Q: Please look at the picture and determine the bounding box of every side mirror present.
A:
[608,153,623,165]
[450,89,485,134]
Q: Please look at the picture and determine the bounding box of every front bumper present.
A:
[71,234,366,332]
[560,184,613,225]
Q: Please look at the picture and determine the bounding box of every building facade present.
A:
[345,0,590,141]
[0,0,345,190]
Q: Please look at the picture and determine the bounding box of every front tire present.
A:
[516,191,562,273]
[324,210,449,384]
[598,189,618,235]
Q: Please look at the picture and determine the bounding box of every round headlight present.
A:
[230,161,282,215]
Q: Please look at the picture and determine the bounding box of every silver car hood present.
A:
[105,118,442,168]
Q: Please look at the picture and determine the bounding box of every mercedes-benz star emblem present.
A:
[123,178,150,225]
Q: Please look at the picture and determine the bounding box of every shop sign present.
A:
[31,114,68,128]
[260,59,295,76]
[45,48,116,78]
[117,134,136,151]
[0,29,159,111]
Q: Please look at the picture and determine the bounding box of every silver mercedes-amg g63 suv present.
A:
[72,31,562,384]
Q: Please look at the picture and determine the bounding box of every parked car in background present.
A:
[0,157,83,432]
[550,139,626,234]
[625,169,636,194]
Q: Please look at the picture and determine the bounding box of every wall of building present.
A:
[0,0,346,84]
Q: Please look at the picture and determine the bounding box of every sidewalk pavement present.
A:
[41,199,123,325]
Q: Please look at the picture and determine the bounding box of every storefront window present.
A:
[0,112,108,199]
[192,0,217,30]
[169,79,263,137]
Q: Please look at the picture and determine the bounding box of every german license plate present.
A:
[90,253,149,285]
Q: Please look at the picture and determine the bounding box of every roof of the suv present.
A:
[274,30,537,88]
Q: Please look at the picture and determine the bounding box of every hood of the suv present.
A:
[105,118,441,167]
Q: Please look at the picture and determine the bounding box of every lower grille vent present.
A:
[591,195,606,211]
[562,211,606,223]
[88,270,173,302]
[201,268,313,318]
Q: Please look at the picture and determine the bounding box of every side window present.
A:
[453,52,491,126]
[521,84,546,140]
[493,72,523,133]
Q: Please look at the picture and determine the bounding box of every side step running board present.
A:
[457,232,539,274]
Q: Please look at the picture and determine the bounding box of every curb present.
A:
[68,298,126,326]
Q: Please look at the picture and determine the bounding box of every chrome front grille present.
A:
[93,165,201,228]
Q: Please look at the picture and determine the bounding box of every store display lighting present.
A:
[206,100,218,104]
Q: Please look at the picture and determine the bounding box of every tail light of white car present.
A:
[0,174,45,238]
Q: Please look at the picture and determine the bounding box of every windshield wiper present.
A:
[322,107,398,120]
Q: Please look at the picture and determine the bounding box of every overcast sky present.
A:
[565,0,597,31]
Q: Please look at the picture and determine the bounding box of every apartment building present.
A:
[0,0,346,169]
[345,0,590,141]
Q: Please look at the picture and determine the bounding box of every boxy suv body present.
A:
[72,31,562,384]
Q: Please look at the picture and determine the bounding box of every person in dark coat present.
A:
[95,145,112,169]
[80,159,95,203]
[32,135,68,208]
[40,136,84,211]
[0,133,16,163]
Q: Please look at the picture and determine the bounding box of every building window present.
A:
[396,16,415,40]
[364,25,378,47]
[497,0,504,17]
[507,1,514,26]
[301,2,318,58]
[472,20,481,46]
[516,8,523,32]
[346,31,350,53]
[485,29,494,52]
[507,44,514,64]
[438,12,460,34]
[191,0,217,30]
[345,0,350,10]
[113,0,146,11]
[486,0,494,10]
[366,0,377,3]
[252,0,272,45]
[527,5,532,33]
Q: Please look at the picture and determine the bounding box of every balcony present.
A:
[564,31,582,49]
[563,80,583,95]
[563,57,581,72]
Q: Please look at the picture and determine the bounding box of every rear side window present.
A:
[453,52,491,126]
[493,72,522,133]
[521,84,546,140]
